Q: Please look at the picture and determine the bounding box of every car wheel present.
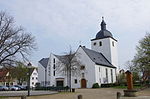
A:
[12,89,15,91]
[2,89,5,91]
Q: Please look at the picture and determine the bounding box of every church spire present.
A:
[101,17,106,30]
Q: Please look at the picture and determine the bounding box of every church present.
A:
[38,18,118,88]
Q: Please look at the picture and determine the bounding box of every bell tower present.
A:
[91,17,118,69]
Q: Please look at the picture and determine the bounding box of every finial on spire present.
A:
[101,16,106,30]
[102,16,104,21]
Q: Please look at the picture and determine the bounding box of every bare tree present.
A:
[0,11,36,66]
[56,47,81,91]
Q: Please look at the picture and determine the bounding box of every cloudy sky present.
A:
[0,0,150,69]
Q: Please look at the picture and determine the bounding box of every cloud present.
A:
[0,0,150,67]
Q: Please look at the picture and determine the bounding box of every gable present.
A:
[39,58,49,68]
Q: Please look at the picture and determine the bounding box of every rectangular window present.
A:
[80,65,85,70]
[32,82,34,85]
[53,58,55,63]
[53,64,55,69]
[99,41,102,46]
[111,69,113,83]
[99,67,101,72]
[53,71,55,76]
[82,73,85,78]
[106,68,108,83]
[74,79,77,84]
[32,77,34,80]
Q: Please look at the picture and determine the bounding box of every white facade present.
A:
[91,38,118,69]
[38,19,118,88]
[23,68,39,88]
[38,58,51,86]
[30,68,38,87]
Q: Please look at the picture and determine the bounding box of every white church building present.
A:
[38,18,118,88]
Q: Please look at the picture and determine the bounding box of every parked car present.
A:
[0,86,9,91]
[9,86,20,91]
[14,85,27,90]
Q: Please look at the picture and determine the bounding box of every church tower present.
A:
[91,17,118,69]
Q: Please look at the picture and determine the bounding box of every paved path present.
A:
[1,88,150,99]
[0,91,57,96]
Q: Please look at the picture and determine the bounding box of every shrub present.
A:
[92,83,100,88]
[101,83,115,88]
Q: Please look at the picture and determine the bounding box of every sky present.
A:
[0,0,150,69]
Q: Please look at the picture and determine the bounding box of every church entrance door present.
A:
[81,79,86,88]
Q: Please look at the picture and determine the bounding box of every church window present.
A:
[53,71,55,76]
[53,58,55,63]
[93,42,96,46]
[80,65,85,70]
[82,73,85,78]
[74,79,77,84]
[99,41,102,46]
[112,41,114,47]
[53,64,55,69]
[105,68,108,82]
[111,69,113,83]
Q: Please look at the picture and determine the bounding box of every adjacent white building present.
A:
[38,18,118,88]
[30,68,38,87]
[22,68,38,88]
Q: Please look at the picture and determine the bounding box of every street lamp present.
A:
[27,62,32,96]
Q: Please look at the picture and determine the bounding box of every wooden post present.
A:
[125,70,133,90]
[117,92,121,99]
[123,70,137,97]
[21,95,26,99]
[78,95,82,99]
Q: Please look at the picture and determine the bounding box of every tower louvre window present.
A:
[93,42,96,46]
[99,41,102,46]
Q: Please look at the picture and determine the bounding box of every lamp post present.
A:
[27,62,32,96]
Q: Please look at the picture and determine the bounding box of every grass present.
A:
[0,96,8,99]
[113,85,143,89]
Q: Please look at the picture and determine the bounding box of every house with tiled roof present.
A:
[38,18,118,88]
[0,68,17,86]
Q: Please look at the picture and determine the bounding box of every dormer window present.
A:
[99,41,102,46]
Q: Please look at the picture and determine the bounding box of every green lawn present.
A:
[113,85,142,89]
[0,96,8,99]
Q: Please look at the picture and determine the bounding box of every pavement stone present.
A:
[0,91,58,97]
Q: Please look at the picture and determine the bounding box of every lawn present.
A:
[113,85,143,89]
